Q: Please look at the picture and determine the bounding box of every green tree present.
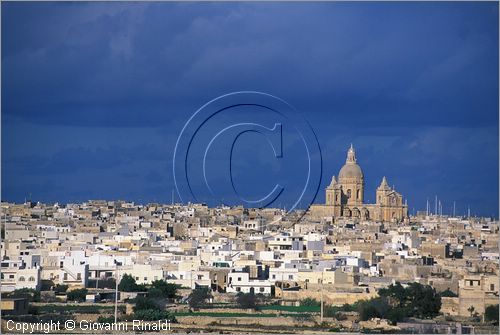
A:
[5,288,41,302]
[357,297,391,321]
[133,295,176,322]
[334,312,347,321]
[118,274,139,292]
[386,307,411,324]
[40,280,55,291]
[67,288,88,302]
[405,282,441,318]
[379,282,441,319]
[149,280,179,299]
[188,287,211,309]
[133,296,158,311]
[379,282,406,307]
[54,284,68,294]
[485,305,499,325]
[236,292,258,309]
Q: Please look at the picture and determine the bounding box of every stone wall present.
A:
[276,289,377,305]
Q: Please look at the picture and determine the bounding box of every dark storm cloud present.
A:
[1,2,498,216]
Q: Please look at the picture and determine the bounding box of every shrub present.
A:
[485,305,499,325]
[188,287,212,309]
[66,288,88,302]
[41,280,55,291]
[301,298,320,307]
[334,312,347,321]
[133,296,158,312]
[97,316,115,323]
[357,298,390,321]
[439,288,458,297]
[148,280,179,299]
[236,292,258,310]
[54,284,68,294]
[4,288,40,302]
[134,309,176,322]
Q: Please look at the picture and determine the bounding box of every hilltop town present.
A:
[1,148,498,334]
[1,195,498,333]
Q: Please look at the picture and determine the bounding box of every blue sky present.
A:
[2,2,498,217]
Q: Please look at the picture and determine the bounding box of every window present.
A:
[288,275,293,280]
[77,273,81,280]
[260,287,265,293]
[272,275,276,279]
[29,276,35,281]
[490,284,495,291]
[236,287,241,292]
[347,189,351,198]
[237,277,241,281]
[19,276,25,281]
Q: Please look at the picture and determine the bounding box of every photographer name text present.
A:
[6,319,172,333]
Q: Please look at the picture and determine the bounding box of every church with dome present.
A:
[310,144,408,222]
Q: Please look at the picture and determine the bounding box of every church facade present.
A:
[310,145,408,222]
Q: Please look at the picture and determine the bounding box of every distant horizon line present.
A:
[1,198,496,220]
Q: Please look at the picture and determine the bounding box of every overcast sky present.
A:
[2,2,498,217]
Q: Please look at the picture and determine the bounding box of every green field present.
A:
[35,304,125,314]
[258,305,320,313]
[173,311,315,318]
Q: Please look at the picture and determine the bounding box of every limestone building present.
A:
[310,145,408,222]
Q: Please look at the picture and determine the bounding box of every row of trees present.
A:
[306,282,442,324]
[357,282,442,323]
[118,274,179,299]
[117,274,179,322]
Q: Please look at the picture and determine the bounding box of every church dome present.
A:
[339,163,363,179]
[338,144,363,179]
